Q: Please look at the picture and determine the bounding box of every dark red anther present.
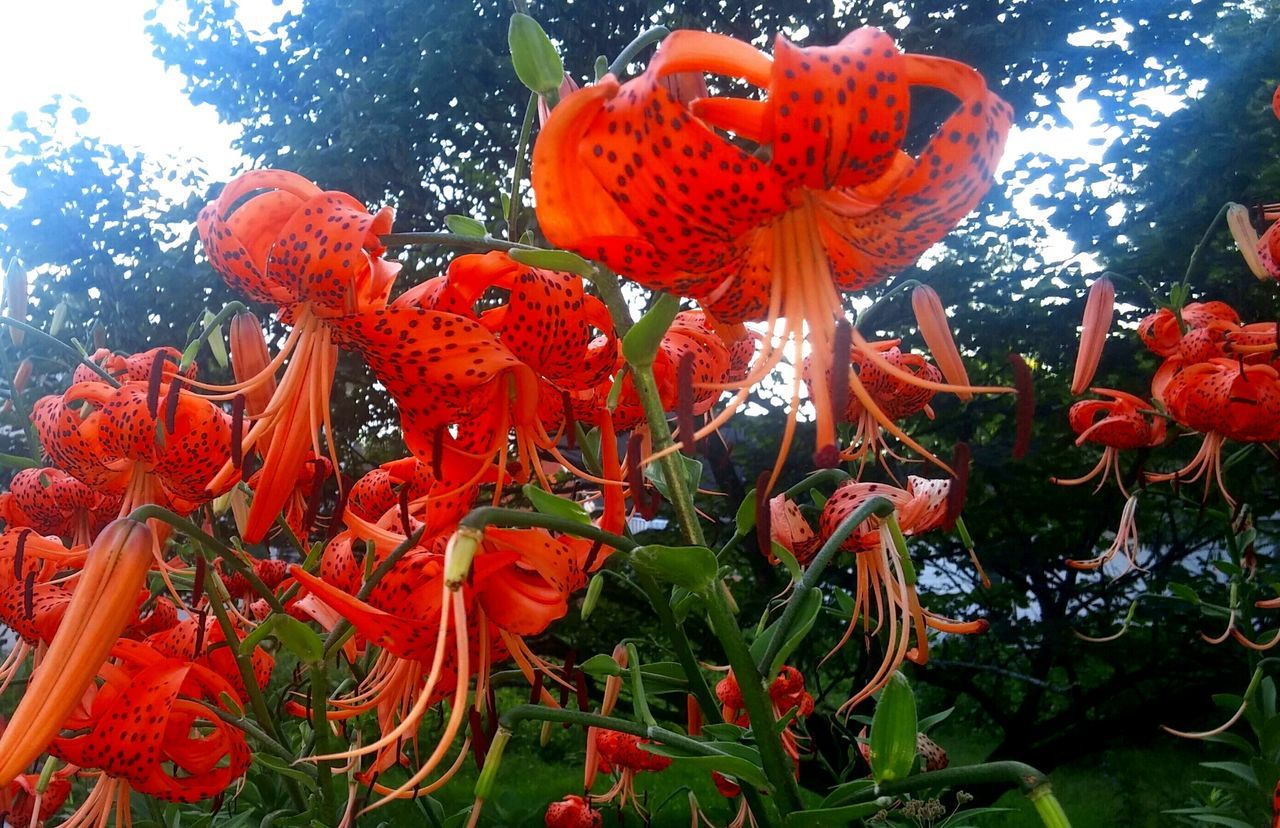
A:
[943,442,971,531]
[583,539,605,573]
[529,670,545,704]
[574,670,590,712]
[559,651,577,710]
[193,609,208,658]
[676,351,698,456]
[192,555,206,607]
[163,377,184,435]
[326,476,353,540]
[1008,353,1034,460]
[468,709,490,768]
[22,571,34,620]
[230,394,246,469]
[812,444,842,468]
[146,350,170,418]
[754,471,772,558]
[13,529,28,581]
[626,433,658,520]
[398,486,412,536]
[561,391,577,449]
[431,426,445,480]
[831,318,852,425]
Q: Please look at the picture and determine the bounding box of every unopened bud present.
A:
[1228,203,1269,280]
[474,726,511,801]
[581,572,604,620]
[48,302,68,337]
[13,359,32,394]
[912,285,971,401]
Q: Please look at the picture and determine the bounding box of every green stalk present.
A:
[203,566,307,809]
[126,505,285,613]
[631,362,705,545]
[0,316,121,387]
[757,496,895,676]
[498,705,721,758]
[180,301,247,370]
[507,93,538,240]
[607,26,670,77]
[1029,785,1073,828]
[589,266,634,335]
[379,232,539,253]
[198,701,296,763]
[459,506,636,550]
[626,643,657,727]
[704,585,803,814]
[634,572,721,723]
[310,659,335,820]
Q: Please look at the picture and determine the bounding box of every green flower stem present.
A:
[840,760,1071,827]
[126,505,286,614]
[507,93,538,240]
[757,496,895,677]
[626,643,657,727]
[1029,785,1073,828]
[180,301,247,370]
[379,232,539,253]
[0,316,121,387]
[703,584,803,815]
[630,362,706,546]
[1182,202,1231,292]
[459,506,637,551]
[853,278,921,332]
[588,266,634,335]
[634,572,721,724]
[608,26,670,77]
[197,701,296,763]
[498,704,720,758]
[310,659,336,820]
[201,565,308,810]
[782,468,852,499]
[322,525,426,658]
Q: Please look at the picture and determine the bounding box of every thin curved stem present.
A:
[322,525,426,658]
[459,506,637,551]
[379,232,540,253]
[608,26,670,77]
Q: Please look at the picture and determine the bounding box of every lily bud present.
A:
[911,285,972,401]
[473,726,511,801]
[580,572,604,620]
[868,671,918,785]
[4,258,27,345]
[0,518,155,786]
[1070,276,1114,395]
[1227,203,1269,280]
[444,526,483,589]
[13,358,32,394]
[229,311,276,417]
[537,73,580,125]
[48,301,68,337]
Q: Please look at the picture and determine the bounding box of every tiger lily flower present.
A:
[545,795,603,828]
[48,639,251,825]
[534,27,1013,479]
[804,338,942,472]
[1071,276,1115,395]
[0,518,155,787]
[713,666,813,801]
[1148,358,1280,506]
[1067,494,1143,575]
[1052,388,1166,497]
[818,477,987,713]
[591,729,671,815]
[0,767,72,828]
[197,170,400,542]
[0,467,120,547]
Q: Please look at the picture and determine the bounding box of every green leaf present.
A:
[645,452,702,506]
[917,706,955,733]
[208,324,228,368]
[580,653,622,677]
[507,248,594,277]
[521,483,591,525]
[869,671,918,784]
[750,588,823,678]
[785,801,892,827]
[444,214,486,237]
[1168,582,1201,605]
[508,13,564,94]
[818,779,877,808]
[252,753,317,790]
[272,615,325,663]
[701,722,747,742]
[641,741,769,789]
[771,541,803,582]
[809,490,828,509]
[1199,761,1258,787]
[736,489,757,536]
[630,544,717,594]
[0,453,39,470]
[622,293,680,366]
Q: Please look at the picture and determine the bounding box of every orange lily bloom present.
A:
[0,769,72,828]
[714,666,813,801]
[197,170,400,542]
[591,730,671,814]
[534,27,1012,477]
[818,477,986,713]
[1053,388,1165,497]
[804,338,942,471]
[48,639,251,825]
[1149,358,1280,505]
[545,795,603,828]
[0,468,119,546]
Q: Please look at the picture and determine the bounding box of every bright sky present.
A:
[0,0,292,201]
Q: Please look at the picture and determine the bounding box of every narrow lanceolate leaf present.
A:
[868,671,918,785]
[630,544,717,595]
[522,483,591,525]
[444,214,487,237]
[507,248,594,277]
[508,13,565,95]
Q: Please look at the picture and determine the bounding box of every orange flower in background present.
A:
[0,467,118,546]
[1053,389,1165,497]
[197,170,400,542]
[534,27,1012,474]
[714,666,813,801]
[591,729,671,814]
[1149,358,1280,505]
[818,477,986,713]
